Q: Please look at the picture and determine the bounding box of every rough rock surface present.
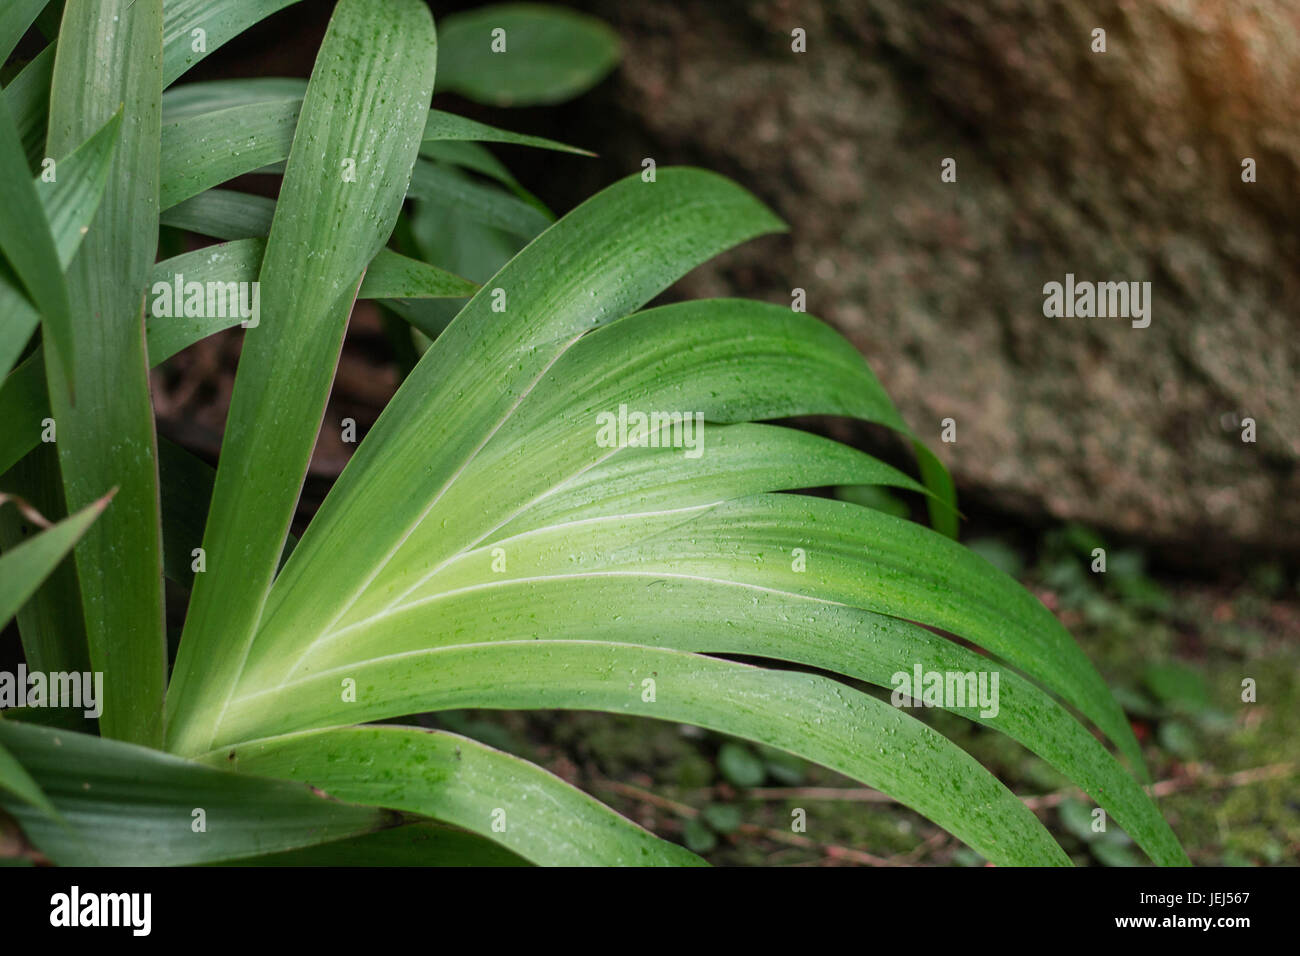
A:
[538,0,1299,559]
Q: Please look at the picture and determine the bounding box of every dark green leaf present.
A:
[435,3,620,106]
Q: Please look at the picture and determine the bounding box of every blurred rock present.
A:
[555,0,1300,559]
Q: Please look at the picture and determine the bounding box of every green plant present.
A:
[0,0,1186,867]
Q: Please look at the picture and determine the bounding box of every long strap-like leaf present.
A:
[0,491,108,630]
[0,92,73,390]
[44,0,166,746]
[162,0,302,86]
[235,169,787,732]
[0,732,55,818]
[209,725,705,866]
[0,239,475,479]
[0,720,392,866]
[165,0,439,756]
[212,640,1071,867]
[156,96,588,211]
[0,0,48,66]
[0,448,92,711]
[265,496,1181,863]
[0,108,121,378]
[6,1,303,171]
